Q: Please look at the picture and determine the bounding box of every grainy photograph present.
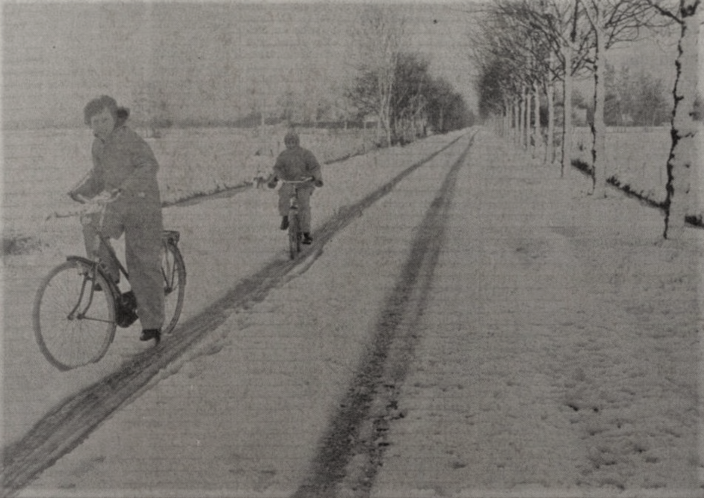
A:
[1,1,702,497]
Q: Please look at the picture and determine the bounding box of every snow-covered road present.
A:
[4,129,701,497]
[372,133,701,497]
[4,131,467,496]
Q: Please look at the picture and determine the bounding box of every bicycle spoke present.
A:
[34,261,116,370]
[79,316,116,324]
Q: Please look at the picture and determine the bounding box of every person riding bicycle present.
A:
[267,131,323,245]
[68,95,165,345]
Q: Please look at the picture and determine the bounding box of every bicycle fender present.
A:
[66,255,95,267]
[66,256,120,294]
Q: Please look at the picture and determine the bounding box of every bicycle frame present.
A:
[281,178,312,259]
[67,264,105,322]
[289,186,301,212]
[34,192,186,370]
[282,177,313,213]
[66,218,183,332]
[81,198,129,280]
[55,199,123,325]
[92,232,130,281]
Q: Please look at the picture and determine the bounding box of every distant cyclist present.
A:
[267,131,323,244]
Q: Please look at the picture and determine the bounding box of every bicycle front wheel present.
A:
[33,260,117,371]
[288,213,300,260]
[161,241,186,335]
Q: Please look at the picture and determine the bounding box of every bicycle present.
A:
[281,178,314,260]
[33,191,186,371]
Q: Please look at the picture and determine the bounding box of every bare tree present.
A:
[488,0,593,173]
[647,0,701,239]
[581,0,669,197]
[348,6,405,147]
[545,51,557,164]
[557,0,593,176]
[470,6,536,148]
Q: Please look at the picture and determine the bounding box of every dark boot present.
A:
[116,291,139,328]
[140,328,161,345]
[302,233,313,245]
[280,216,289,230]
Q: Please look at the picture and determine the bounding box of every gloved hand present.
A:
[313,179,324,188]
[267,176,279,189]
[93,190,115,205]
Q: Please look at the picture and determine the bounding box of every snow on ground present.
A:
[372,131,702,497]
[1,126,372,244]
[1,131,463,449]
[6,128,702,497]
[571,125,704,218]
[13,131,469,497]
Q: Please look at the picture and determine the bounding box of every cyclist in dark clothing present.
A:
[267,131,323,244]
[68,95,164,345]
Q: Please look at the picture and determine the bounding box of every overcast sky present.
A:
[3,2,478,128]
[2,1,693,129]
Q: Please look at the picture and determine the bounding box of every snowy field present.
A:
[4,125,701,251]
[2,126,373,245]
[3,128,701,497]
[572,126,704,217]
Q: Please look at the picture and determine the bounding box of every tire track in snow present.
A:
[292,133,475,498]
[0,134,467,498]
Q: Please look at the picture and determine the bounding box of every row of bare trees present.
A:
[345,6,474,146]
[135,5,472,147]
[473,0,700,240]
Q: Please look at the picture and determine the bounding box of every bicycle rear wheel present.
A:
[161,241,186,334]
[288,213,301,260]
[33,260,117,371]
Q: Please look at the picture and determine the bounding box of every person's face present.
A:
[90,107,115,140]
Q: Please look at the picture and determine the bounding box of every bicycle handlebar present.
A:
[75,189,122,205]
[280,177,314,184]
[45,190,122,221]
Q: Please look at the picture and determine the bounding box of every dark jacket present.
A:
[72,124,161,210]
[273,145,322,183]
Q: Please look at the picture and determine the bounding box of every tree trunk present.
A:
[592,17,607,198]
[533,81,541,159]
[377,67,394,147]
[515,99,520,145]
[547,76,555,165]
[511,98,518,145]
[561,43,573,177]
[664,0,700,239]
[519,93,525,147]
[524,86,531,150]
